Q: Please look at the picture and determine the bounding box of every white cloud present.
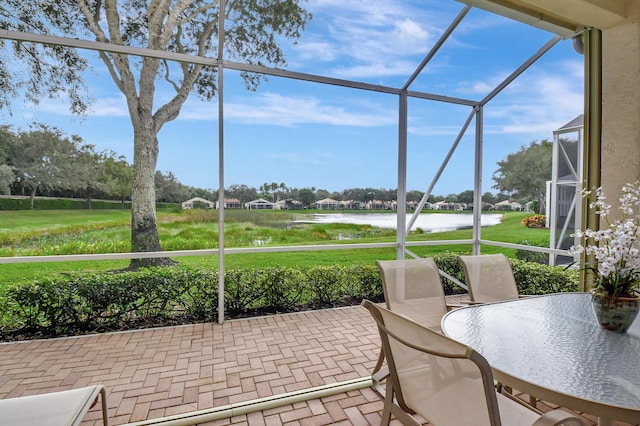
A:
[485,62,584,136]
[456,79,498,96]
[19,94,129,118]
[215,92,396,127]
[332,61,419,79]
[294,40,338,62]
[404,56,583,141]
[87,96,130,117]
[295,0,444,79]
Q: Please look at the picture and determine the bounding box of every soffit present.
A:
[458,0,627,36]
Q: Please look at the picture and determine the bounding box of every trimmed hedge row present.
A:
[0,254,578,340]
[0,197,178,210]
[0,197,129,210]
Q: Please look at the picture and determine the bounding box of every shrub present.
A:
[432,253,468,294]
[432,252,578,295]
[521,214,546,228]
[346,264,383,301]
[173,267,218,320]
[307,266,349,306]
[514,240,549,264]
[224,269,264,314]
[259,267,308,312]
[4,278,79,331]
[0,255,578,340]
[1,266,217,337]
[510,258,578,294]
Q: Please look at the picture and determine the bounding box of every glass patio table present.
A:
[441,292,640,425]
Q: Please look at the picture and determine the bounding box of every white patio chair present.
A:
[376,258,449,332]
[457,253,540,404]
[372,258,451,389]
[361,300,586,426]
[0,385,109,426]
[457,254,520,303]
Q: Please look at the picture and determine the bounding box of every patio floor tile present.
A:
[0,304,632,425]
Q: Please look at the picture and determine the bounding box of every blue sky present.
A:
[3,0,584,196]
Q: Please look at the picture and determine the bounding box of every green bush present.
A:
[432,253,469,294]
[307,266,349,306]
[260,267,308,312]
[346,264,383,301]
[431,252,578,295]
[4,278,79,331]
[0,196,180,210]
[0,197,132,210]
[0,254,578,340]
[0,198,32,210]
[224,269,264,314]
[510,258,578,294]
[514,240,549,264]
[177,267,218,320]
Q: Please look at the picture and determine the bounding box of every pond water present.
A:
[297,213,502,232]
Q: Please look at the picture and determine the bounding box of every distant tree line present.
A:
[0,124,550,210]
[0,124,214,208]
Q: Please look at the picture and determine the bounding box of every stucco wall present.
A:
[601,1,640,212]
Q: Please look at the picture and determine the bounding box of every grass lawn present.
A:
[0,209,549,290]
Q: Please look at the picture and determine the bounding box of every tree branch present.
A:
[153,62,203,130]
[161,59,180,92]
[75,0,110,43]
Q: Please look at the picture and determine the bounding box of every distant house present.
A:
[482,202,495,211]
[314,198,340,210]
[275,199,303,210]
[405,201,433,210]
[495,200,522,211]
[432,201,447,210]
[340,200,365,210]
[366,199,390,210]
[181,197,214,209]
[245,198,275,210]
[433,201,463,211]
[216,198,242,209]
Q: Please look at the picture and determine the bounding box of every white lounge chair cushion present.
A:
[0,385,105,426]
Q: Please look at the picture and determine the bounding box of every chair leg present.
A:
[99,387,110,426]
[380,381,394,426]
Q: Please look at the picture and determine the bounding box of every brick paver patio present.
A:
[0,305,381,425]
[0,304,632,425]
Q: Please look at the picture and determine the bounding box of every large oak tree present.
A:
[0,0,311,268]
[492,140,552,213]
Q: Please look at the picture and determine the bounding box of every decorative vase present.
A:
[591,292,640,333]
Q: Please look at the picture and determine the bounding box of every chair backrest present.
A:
[457,254,519,303]
[376,258,447,331]
[361,300,501,426]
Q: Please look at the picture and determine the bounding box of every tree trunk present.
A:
[129,122,176,269]
[29,187,36,209]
